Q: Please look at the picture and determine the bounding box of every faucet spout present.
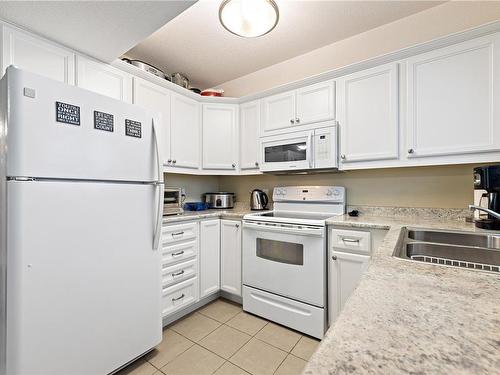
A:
[469,204,500,220]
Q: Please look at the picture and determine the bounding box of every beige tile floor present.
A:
[117,298,320,375]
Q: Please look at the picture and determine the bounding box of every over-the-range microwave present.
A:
[259,124,338,172]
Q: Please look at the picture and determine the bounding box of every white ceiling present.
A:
[0,1,196,62]
[125,0,445,90]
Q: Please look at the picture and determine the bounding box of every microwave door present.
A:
[260,131,312,172]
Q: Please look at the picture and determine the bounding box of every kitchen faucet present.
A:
[469,205,500,219]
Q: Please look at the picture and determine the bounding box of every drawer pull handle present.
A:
[172,270,185,277]
[172,231,184,237]
[172,250,185,257]
[342,238,360,243]
[172,293,185,302]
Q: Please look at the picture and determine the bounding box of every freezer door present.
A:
[6,180,161,375]
[5,66,160,182]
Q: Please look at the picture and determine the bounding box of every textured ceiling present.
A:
[0,1,196,62]
[125,0,444,90]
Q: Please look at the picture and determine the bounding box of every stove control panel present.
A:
[273,186,345,202]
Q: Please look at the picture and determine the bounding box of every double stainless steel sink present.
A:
[394,228,500,273]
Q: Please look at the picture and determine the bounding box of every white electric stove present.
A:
[242,186,345,339]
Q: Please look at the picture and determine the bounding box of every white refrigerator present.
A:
[0,66,164,375]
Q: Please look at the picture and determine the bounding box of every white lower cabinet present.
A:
[220,220,242,296]
[328,227,387,325]
[329,251,370,323]
[328,227,381,325]
[161,221,200,318]
[162,277,199,317]
[162,259,197,288]
[199,219,221,298]
[161,218,243,319]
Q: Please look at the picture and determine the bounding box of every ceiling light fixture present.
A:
[219,0,279,38]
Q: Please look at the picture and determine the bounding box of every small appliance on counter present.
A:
[250,189,269,210]
[164,187,184,216]
[204,192,235,209]
[472,165,500,229]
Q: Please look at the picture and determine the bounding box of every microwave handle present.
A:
[307,131,313,168]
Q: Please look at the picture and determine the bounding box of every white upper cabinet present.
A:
[202,104,238,170]
[337,63,399,167]
[76,55,132,102]
[170,93,201,169]
[406,34,500,159]
[1,25,74,84]
[220,220,242,297]
[199,219,221,298]
[261,81,335,135]
[296,81,335,125]
[133,77,171,165]
[239,100,261,170]
[262,90,296,133]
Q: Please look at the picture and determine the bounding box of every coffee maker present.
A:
[472,165,500,230]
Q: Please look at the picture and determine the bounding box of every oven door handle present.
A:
[243,221,324,237]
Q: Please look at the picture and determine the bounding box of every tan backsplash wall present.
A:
[165,173,219,202]
[218,165,477,209]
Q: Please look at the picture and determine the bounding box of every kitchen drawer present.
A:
[162,259,197,288]
[162,222,198,245]
[161,240,197,267]
[330,229,371,254]
[243,285,325,339]
[162,277,198,317]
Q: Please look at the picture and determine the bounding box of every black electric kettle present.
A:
[250,189,269,210]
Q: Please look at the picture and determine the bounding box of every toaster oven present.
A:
[164,187,184,216]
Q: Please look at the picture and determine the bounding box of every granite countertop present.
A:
[162,207,252,224]
[305,215,500,374]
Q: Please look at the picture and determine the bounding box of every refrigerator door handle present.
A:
[152,118,164,251]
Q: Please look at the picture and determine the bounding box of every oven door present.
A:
[242,220,325,307]
[259,130,313,172]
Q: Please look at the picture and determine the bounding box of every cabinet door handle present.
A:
[342,237,360,243]
[235,224,240,228]
[408,149,414,154]
[255,161,259,166]
[171,270,185,277]
[173,160,177,164]
[167,159,172,163]
[331,255,337,261]
[171,250,185,257]
[172,231,184,237]
[340,154,346,160]
[232,163,236,168]
[171,293,185,302]
[295,118,300,123]
[290,119,295,124]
